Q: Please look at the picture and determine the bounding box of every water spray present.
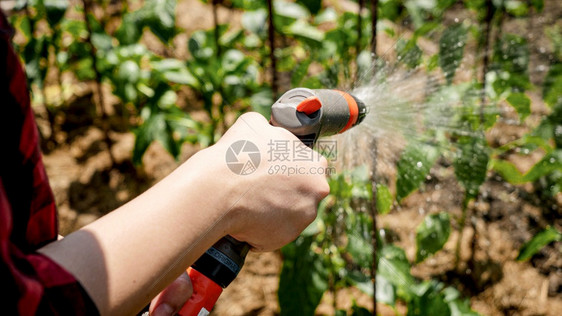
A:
[178,88,367,316]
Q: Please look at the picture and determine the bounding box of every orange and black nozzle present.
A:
[177,88,367,316]
[270,88,367,146]
[178,236,250,316]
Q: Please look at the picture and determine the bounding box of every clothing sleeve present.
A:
[0,11,99,316]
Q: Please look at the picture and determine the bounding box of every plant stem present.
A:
[369,140,378,316]
[454,198,469,269]
[82,0,116,165]
[355,0,365,84]
[370,0,378,58]
[266,0,278,98]
[212,0,221,57]
[357,0,364,55]
[480,0,494,122]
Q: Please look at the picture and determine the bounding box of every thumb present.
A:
[149,272,193,316]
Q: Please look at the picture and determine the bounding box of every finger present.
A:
[149,272,193,316]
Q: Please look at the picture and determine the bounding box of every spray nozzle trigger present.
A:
[296,96,322,116]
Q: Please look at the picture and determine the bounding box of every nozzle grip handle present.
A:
[179,236,250,315]
[178,268,223,316]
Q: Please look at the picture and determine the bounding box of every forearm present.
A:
[39,149,236,315]
[37,112,329,315]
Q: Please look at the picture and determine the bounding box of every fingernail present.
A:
[152,303,174,316]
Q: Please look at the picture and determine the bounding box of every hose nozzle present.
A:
[270,88,367,144]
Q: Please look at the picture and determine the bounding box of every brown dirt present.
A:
[26,0,561,315]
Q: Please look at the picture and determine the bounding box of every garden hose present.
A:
[178,88,367,316]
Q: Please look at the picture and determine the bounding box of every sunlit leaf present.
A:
[439,24,467,85]
[506,92,531,122]
[396,143,439,201]
[523,150,562,182]
[274,0,310,20]
[415,212,451,263]
[285,20,325,44]
[543,64,562,107]
[517,227,562,261]
[490,159,525,184]
[241,8,268,34]
[377,245,415,300]
[453,134,490,200]
[376,184,393,215]
[396,39,422,69]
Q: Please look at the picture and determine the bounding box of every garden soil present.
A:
[34,0,561,315]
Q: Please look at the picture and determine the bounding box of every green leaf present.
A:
[44,0,68,28]
[517,227,562,261]
[376,274,397,306]
[453,135,490,200]
[117,60,140,83]
[115,14,143,45]
[414,22,439,39]
[530,0,544,11]
[505,0,529,17]
[376,184,393,215]
[152,59,198,86]
[492,34,530,93]
[188,30,215,61]
[297,0,322,14]
[133,108,184,164]
[279,236,328,316]
[506,92,531,122]
[448,299,480,316]
[396,39,422,69]
[490,159,525,184]
[285,20,325,44]
[523,150,562,182]
[346,212,373,269]
[407,281,451,316]
[377,245,415,300]
[274,0,310,20]
[291,59,312,87]
[439,24,467,85]
[15,15,32,40]
[396,143,439,201]
[148,0,177,44]
[543,64,562,107]
[351,305,372,316]
[415,213,451,263]
[242,9,268,35]
[116,0,177,45]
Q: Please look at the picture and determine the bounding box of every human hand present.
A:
[148,272,192,316]
[202,112,330,251]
